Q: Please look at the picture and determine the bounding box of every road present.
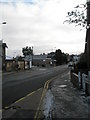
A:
[2,65,69,109]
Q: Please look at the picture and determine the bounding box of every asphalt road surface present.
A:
[2,65,69,108]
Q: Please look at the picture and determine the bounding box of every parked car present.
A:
[68,62,74,69]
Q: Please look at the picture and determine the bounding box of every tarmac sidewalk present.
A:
[42,71,89,119]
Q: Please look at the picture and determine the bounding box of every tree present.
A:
[55,49,68,65]
[62,52,68,64]
[86,1,90,69]
[77,53,87,69]
[64,0,90,70]
[22,46,33,57]
[64,2,87,29]
[55,49,62,65]
[47,49,68,65]
[47,52,55,60]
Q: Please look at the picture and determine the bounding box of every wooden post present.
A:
[78,72,81,89]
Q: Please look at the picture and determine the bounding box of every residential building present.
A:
[24,54,52,67]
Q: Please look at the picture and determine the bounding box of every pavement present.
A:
[42,71,89,119]
[2,68,90,120]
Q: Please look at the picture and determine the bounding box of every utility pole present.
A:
[86,0,90,70]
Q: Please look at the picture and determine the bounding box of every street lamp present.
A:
[0,21,7,42]
[2,22,7,24]
[0,21,7,24]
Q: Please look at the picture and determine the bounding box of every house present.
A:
[24,54,52,67]
[33,55,51,67]
[5,58,25,72]
[47,53,57,66]
[5,59,14,71]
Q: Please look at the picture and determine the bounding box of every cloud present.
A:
[0,0,86,57]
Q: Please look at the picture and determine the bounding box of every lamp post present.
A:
[0,21,7,72]
[0,21,6,119]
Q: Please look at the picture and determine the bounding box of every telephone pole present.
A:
[86,0,90,70]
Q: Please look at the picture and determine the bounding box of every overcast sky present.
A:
[0,0,86,57]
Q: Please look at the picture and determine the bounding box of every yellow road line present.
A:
[14,88,42,104]
[4,88,42,110]
[44,80,48,89]
[34,75,59,119]
[37,80,52,118]
[34,87,47,119]
[37,88,42,91]
[14,97,26,104]
[26,88,42,97]
[4,106,9,109]
[34,82,49,119]
[0,109,2,112]
[26,91,36,97]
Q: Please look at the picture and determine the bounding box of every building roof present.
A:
[33,55,47,59]
[24,55,47,61]
[6,56,13,60]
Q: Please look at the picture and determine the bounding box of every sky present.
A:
[0,0,86,57]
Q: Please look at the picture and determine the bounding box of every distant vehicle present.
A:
[68,62,74,69]
[42,64,46,67]
[68,64,73,67]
